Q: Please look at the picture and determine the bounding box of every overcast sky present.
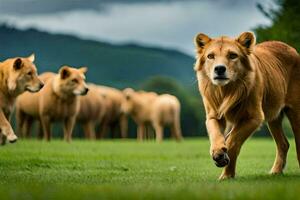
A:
[0,0,274,55]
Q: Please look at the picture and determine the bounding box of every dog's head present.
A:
[56,66,89,96]
[194,32,255,86]
[7,54,44,94]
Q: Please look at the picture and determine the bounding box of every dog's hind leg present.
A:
[267,112,289,174]
[41,115,51,141]
[63,117,76,142]
[170,122,182,142]
[82,121,96,140]
[153,122,163,143]
[16,109,25,138]
[137,123,145,141]
[120,114,128,138]
[37,120,44,140]
[285,107,300,166]
[23,117,33,138]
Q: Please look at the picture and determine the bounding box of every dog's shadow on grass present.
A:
[235,173,300,182]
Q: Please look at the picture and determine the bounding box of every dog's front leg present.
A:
[63,117,76,142]
[206,117,228,167]
[41,115,51,141]
[219,118,263,180]
[137,123,145,141]
[0,109,17,143]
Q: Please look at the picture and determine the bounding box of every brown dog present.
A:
[194,31,300,179]
[16,72,55,139]
[97,86,128,139]
[122,89,182,142]
[76,84,106,140]
[16,66,88,142]
[0,54,43,143]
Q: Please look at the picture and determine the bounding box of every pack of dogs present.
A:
[0,58,183,144]
[1,31,300,179]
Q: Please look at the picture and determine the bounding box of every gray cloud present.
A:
[0,0,273,54]
[0,0,197,15]
[0,0,272,15]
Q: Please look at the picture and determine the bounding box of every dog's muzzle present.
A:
[213,65,229,80]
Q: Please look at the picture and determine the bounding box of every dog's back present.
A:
[252,41,299,121]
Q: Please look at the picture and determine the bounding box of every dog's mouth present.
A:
[25,87,35,92]
[213,76,229,80]
[73,89,89,96]
[26,87,38,92]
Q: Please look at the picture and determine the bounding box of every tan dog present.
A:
[0,54,43,143]
[16,66,88,142]
[16,72,55,139]
[97,86,128,138]
[194,31,300,180]
[122,89,182,142]
[76,84,106,140]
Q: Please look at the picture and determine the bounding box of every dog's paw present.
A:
[212,147,230,168]
[269,169,284,175]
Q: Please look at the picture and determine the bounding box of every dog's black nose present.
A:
[39,82,44,89]
[214,65,226,76]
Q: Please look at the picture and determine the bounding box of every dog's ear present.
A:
[59,66,71,79]
[27,53,35,62]
[79,66,88,74]
[194,33,212,51]
[236,32,256,53]
[194,33,211,71]
[13,58,23,70]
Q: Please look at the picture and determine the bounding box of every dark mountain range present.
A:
[0,25,195,88]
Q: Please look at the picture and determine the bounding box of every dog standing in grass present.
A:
[0,54,43,144]
[76,84,106,140]
[16,66,88,142]
[122,89,182,142]
[194,31,300,179]
[96,86,128,139]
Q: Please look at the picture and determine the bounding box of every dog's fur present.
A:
[122,89,182,142]
[194,31,300,179]
[16,66,88,142]
[0,54,43,143]
[96,86,128,139]
[76,84,106,139]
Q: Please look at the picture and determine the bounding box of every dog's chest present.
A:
[48,98,79,120]
[223,102,247,123]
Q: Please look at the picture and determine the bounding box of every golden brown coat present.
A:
[97,86,128,138]
[0,54,43,143]
[16,66,88,142]
[76,84,106,139]
[194,31,300,179]
[122,89,182,142]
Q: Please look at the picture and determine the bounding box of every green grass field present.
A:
[0,138,300,200]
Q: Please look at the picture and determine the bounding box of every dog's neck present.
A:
[51,76,76,101]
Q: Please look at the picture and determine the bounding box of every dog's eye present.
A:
[72,79,78,83]
[228,53,238,59]
[27,72,32,76]
[207,54,215,59]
